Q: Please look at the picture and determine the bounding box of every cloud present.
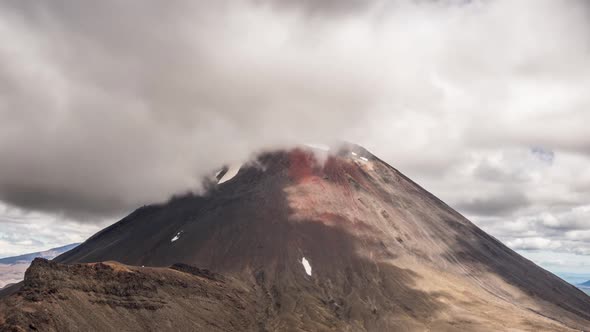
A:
[507,237,562,251]
[472,157,531,183]
[456,191,529,216]
[473,204,590,259]
[0,203,101,257]
[540,207,590,231]
[531,147,555,164]
[1,1,590,271]
[258,0,373,15]
[516,250,590,274]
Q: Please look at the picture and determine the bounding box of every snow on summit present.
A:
[218,164,241,184]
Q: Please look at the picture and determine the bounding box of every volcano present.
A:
[1,144,589,331]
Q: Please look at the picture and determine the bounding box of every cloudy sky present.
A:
[1,0,590,274]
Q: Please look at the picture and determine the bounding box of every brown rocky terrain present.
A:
[1,144,589,331]
[0,258,262,331]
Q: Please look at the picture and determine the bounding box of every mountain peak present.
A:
[2,146,590,331]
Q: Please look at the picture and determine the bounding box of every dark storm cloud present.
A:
[0,0,377,217]
[1,0,590,226]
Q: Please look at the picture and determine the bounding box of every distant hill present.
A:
[0,243,79,265]
[579,280,590,288]
[0,243,79,289]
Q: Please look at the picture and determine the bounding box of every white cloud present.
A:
[0,202,102,257]
[507,237,562,251]
[519,250,590,274]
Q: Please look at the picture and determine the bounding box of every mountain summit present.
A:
[2,144,590,331]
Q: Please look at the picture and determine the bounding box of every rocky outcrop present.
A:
[0,258,262,331]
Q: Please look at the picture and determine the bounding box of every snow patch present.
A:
[360,157,368,162]
[301,257,312,276]
[171,231,183,242]
[218,163,241,184]
[351,151,357,156]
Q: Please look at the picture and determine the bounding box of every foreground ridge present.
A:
[0,258,262,331]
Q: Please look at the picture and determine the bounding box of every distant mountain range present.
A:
[0,243,79,289]
[578,280,590,294]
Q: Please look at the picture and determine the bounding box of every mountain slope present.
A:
[0,243,78,289]
[3,145,590,331]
